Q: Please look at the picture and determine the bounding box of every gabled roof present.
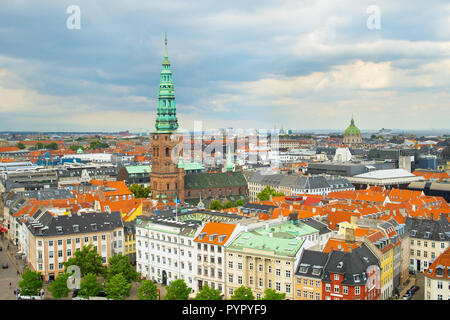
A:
[194,222,237,246]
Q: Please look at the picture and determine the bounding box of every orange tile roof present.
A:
[194,222,237,245]
[323,238,360,253]
[424,247,450,278]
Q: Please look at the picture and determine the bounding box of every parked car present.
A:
[17,289,44,300]
[402,292,412,300]
[408,285,420,295]
[2,263,8,269]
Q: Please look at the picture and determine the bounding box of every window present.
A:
[84,237,89,243]
[66,239,71,245]
[286,284,291,293]
[286,270,291,278]
[93,236,97,242]
[334,285,339,293]
[49,263,54,270]
[102,235,106,241]
[343,286,348,294]
[309,291,313,299]
[259,264,263,272]
[355,286,360,295]
[315,293,320,300]
[238,263,242,270]
[249,263,253,270]
[49,251,54,258]
[58,250,63,258]
[58,240,62,246]
[228,275,233,283]
[276,269,281,276]
[75,238,80,244]
[437,281,443,289]
[275,282,281,291]
[303,290,308,298]
[325,283,331,292]
[268,279,272,288]
[48,241,53,247]
[334,274,339,280]
[309,280,313,286]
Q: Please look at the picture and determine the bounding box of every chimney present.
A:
[345,227,355,243]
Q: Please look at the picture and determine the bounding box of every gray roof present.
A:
[301,217,332,235]
[405,217,450,241]
[26,211,123,237]
[295,250,330,278]
[248,171,352,191]
[22,189,74,201]
[323,244,380,285]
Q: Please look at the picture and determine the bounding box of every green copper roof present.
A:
[155,35,178,133]
[126,165,151,174]
[226,151,234,171]
[228,222,318,257]
[344,117,361,136]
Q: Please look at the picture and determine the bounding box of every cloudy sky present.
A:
[0,0,449,132]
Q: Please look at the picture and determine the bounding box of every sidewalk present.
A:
[1,237,27,275]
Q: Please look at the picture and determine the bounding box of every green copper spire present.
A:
[155,34,179,133]
[226,149,234,172]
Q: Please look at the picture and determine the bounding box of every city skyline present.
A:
[0,1,449,132]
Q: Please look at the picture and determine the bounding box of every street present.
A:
[0,241,21,300]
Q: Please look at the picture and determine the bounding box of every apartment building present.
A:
[406,217,450,273]
[294,250,329,300]
[26,210,124,281]
[225,218,320,300]
[424,248,450,300]
[194,222,243,296]
[322,244,381,300]
[135,216,201,291]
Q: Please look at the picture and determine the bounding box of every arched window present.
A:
[167,183,170,190]
[166,147,170,157]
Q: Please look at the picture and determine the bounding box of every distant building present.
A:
[343,117,362,144]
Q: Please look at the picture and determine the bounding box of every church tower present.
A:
[150,35,185,203]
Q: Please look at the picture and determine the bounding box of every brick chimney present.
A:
[345,227,355,243]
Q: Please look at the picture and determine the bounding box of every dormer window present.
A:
[337,261,343,269]
[298,263,309,273]
[353,274,360,282]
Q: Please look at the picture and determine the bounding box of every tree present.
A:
[69,145,84,151]
[164,279,192,300]
[257,186,285,201]
[261,288,286,300]
[48,273,70,299]
[63,244,105,277]
[223,201,233,209]
[209,200,223,210]
[194,284,222,300]
[230,286,254,300]
[137,280,159,300]
[45,142,58,150]
[129,184,151,199]
[105,273,131,300]
[78,273,102,299]
[234,199,245,207]
[17,142,25,149]
[107,254,139,283]
[89,140,109,150]
[34,142,44,150]
[18,269,43,296]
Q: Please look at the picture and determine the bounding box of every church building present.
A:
[149,37,248,206]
